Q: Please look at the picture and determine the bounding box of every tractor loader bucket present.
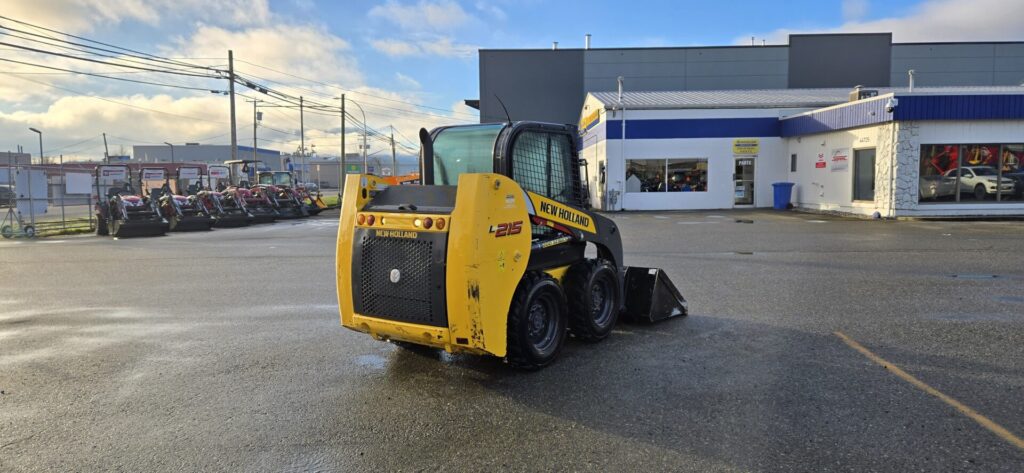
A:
[213,213,252,227]
[170,216,215,232]
[622,267,688,323]
[110,219,169,238]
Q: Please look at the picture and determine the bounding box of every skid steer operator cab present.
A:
[336,121,687,369]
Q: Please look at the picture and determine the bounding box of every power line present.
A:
[2,73,226,124]
[0,15,222,73]
[0,40,221,78]
[0,57,225,92]
[0,26,223,77]
[234,58,479,118]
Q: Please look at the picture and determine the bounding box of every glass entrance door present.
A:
[734,158,755,206]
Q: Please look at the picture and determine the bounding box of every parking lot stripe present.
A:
[834,331,1024,451]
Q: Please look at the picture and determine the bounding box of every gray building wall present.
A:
[788,33,891,88]
[891,43,1024,87]
[584,46,788,93]
[479,34,1024,125]
[132,145,282,170]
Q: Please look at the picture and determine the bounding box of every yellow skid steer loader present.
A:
[337,122,687,369]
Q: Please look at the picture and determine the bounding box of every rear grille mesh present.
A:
[359,236,435,324]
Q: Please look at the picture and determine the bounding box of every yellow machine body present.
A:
[337,173,534,356]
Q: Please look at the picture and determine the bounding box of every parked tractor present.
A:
[141,167,214,232]
[224,159,278,223]
[257,171,309,218]
[197,164,253,227]
[94,164,168,238]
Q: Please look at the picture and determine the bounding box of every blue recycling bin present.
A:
[772,182,795,210]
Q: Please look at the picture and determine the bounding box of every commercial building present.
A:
[132,144,282,170]
[580,87,1024,217]
[477,33,1024,125]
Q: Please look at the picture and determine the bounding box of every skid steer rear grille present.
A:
[353,230,448,327]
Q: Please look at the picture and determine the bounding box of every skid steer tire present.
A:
[506,271,567,370]
[565,259,621,342]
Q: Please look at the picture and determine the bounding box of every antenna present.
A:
[494,95,512,124]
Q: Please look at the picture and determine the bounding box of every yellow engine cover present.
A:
[336,173,531,357]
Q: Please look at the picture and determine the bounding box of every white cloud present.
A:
[1,0,271,34]
[395,73,421,89]
[746,0,1024,43]
[368,0,472,32]
[0,2,478,159]
[842,0,869,22]
[371,37,478,58]
[168,23,363,87]
[474,2,506,21]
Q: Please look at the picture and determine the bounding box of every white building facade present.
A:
[581,88,1024,217]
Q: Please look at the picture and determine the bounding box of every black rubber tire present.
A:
[506,271,568,370]
[974,184,987,201]
[95,216,109,236]
[565,259,621,342]
[1,225,12,239]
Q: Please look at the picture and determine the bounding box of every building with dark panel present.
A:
[476,33,1024,126]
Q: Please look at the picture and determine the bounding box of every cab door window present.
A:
[511,131,576,205]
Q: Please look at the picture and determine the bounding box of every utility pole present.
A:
[390,126,397,177]
[102,132,110,164]
[228,50,238,162]
[339,94,345,195]
[246,99,261,164]
[299,95,305,183]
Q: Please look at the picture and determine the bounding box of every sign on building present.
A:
[732,138,759,156]
[830,148,850,172]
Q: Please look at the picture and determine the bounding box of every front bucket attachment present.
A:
[214,213,252,228]
[111,219,168,238]
[170,216,215,232]
[622,267,688,323]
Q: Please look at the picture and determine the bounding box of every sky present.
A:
[2,0,1024,162]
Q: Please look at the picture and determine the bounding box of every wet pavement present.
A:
[1,210,1023,471]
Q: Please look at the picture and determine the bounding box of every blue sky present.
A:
[1,0,1021,160]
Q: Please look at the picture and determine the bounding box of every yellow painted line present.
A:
[834,331,1024,451]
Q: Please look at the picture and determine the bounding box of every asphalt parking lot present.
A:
[1,210,1023,471]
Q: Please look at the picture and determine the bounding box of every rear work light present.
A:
[435,217,445,230]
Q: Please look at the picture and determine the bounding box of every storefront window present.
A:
[626,159,708,192]
[919,144,1023,203]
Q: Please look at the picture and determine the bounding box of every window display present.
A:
[919,144,1023,203]
[626,159,708,193]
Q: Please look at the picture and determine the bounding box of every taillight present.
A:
[423,217,433,229]
[435,217,445,230]
[366,214,375,225]
[357,213,366,225]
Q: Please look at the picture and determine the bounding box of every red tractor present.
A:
[140,167,214,232]
[256,170,307,219]
[197,164,253,227]
[224,159,278,223]
[93,164,169,238]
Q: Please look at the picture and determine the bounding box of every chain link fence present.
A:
[1,162,97,238]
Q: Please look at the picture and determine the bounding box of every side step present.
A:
[622,267,688,323]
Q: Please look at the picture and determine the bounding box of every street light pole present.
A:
[164,142,175,164]
[339,94,345,196]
